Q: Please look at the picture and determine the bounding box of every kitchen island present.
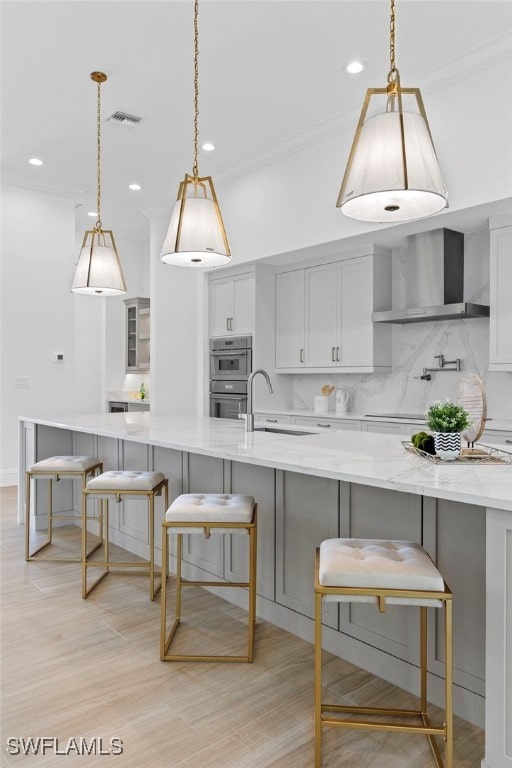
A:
[19,413,512,768]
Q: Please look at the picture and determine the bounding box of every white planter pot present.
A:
[433,432,462,460]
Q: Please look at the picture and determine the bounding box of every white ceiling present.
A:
[2,0,511,240]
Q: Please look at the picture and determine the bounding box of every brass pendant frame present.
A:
[336,74,441,209]
[173,173,231,258]
[78,228,127,294]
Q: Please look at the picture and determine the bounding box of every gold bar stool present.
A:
[314,538,453,768]
[161,493,257,663]
[25,456,103,562]
[82,470,168,600]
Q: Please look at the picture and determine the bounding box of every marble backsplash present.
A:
[293,229,512,419]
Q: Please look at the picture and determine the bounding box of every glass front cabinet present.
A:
[124,297,150,372]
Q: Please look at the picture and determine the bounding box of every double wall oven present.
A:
[209,336,252,420]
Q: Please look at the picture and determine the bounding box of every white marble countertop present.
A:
[255,408,512,431]
[20,413,512,510]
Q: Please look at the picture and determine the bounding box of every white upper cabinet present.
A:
[275,270,305,368]
[489,223,512,371]
[305,263,338,367]
[210,272,255,337]
[275,250,391,373]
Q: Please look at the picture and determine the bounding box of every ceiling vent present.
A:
[107,110,142,128]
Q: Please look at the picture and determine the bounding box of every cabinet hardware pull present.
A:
[266,419,278,423]
[317,423,331,428]
[336,347,340,361]
[231,317,234,331]
[226,318,229,331]
[331,347,335,362]
[300,348,304,363]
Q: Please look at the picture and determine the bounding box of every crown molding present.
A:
[217,31,512,186]
[1,169,87,201]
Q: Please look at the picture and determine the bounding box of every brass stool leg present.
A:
[176,533,182,620]
[420,606,428,715]
[24,472,31,561]
[149,491,155,600]
[81,489,88,598]
[248,522,257,662]
[445,599,453,768]
[314,590,323,768]
[48,478,53,544]
[160,524,169,660]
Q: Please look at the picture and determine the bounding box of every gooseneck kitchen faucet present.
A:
[246,369,273,432]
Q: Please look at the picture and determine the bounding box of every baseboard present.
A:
[0,469,17,488]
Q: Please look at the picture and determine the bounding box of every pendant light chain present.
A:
[96,78,102,230]
[389,0,396,77]
[192,0,199,179]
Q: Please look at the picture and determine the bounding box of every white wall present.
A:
[148,213,199,415]
[0,183,77,483]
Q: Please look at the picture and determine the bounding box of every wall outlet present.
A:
[15,377,31,389]
[53,352,64,362]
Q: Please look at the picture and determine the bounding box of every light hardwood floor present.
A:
[1,486,484,767]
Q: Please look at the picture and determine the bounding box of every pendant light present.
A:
[72,72,127,295]
[161,0,231,267]
[337,0,448,223]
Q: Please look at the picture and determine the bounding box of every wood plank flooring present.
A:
[1,487,484,767]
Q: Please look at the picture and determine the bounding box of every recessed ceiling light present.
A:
[202,142,215,152]
[346,61,364,74]
[29,158,44,166]
[128,183,142,191]
[87,211,97,217]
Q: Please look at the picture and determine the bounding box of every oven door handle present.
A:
[210,351,247,357]
[210,395,247,401]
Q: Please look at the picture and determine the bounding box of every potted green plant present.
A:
[426,399,471,460]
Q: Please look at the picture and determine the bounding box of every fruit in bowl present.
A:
[411,431,435,455]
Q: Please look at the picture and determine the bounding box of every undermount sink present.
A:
[254,427,315,436]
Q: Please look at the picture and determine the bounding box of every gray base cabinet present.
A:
[275,470,339,628]
[338,483,423,664]
[225,461,275,601]
[423,497,486,697]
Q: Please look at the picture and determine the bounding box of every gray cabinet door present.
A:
[275,470,339,628]
[224,461,275,601]
[338,483,422,663]
[180,452,224,578]
[423,497,486,697]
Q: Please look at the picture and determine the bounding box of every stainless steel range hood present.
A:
[372,228,489,324]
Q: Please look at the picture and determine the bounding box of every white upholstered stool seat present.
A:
[161,493,257,663]
[86,470,166,494]
[25,455,103,563]
[165,493,254,535]
[82,471,168,600]
[30,456,100,474]
[314,537,453,768]
[319,538,444,606]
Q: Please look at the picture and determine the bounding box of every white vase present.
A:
[433,432,462,460]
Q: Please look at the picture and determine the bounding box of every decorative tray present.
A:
[402,441,512,465]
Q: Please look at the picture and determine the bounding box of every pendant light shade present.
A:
[161,0,231,268]
[72,230,127,295]
[72,72,127,295]
[161,174,230,267]
[337,0,448,223]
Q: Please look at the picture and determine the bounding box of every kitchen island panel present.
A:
[180,452,225,580]
[225,460,275,601]
[339,484,423,664]
[424,497,486,699]
[275,470,339,629]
